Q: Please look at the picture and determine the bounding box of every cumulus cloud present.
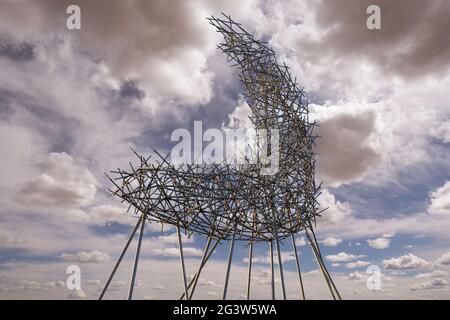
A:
[16,280,41,291]
[295,237,306,246]
[85,204,140,226]
[112,280,127,288]
[348,271,364,281]
[61,250,111,264]
[0,0,218,106]
[242,251,296,265]
[345,261,370,269]
[383,254,433,270]
[187,275,218,288]
[428,181,450,216]
[325,252,364,263]
[315,110,379,186]
[430,123,450,144]
[67,289,86,299]
[435,252,450,266]
[318,189,353,224]
[307,0,450,78]
[86,280,101,286]
[157,233,194,245]
[410,278,448,291]
[17,152,98,207]
[152,284,167,291]
[367,237,391,249]
[415,271,448,279]
[153,247,203,258]
[207,291,218,297]
[45,281,65,288]
[321,237,343,246]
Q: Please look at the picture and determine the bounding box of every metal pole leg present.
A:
[188,237,212,300]
[304,228,336,300]
[246,241,253,300]
[270,241,275,300]
[99,214,143,300]
[309,226,341,300]
[179,238,220,300]
[291,233,305,300]
[274,234,286,300]
[222,224,237,300]
[177,224,190,300]
[128,213,146,300]
[272,207,286,300]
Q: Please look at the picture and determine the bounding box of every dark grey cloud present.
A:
[119,80,145,100]
[305,0,450,77]
[30,0,211,76]
[0,0,218,105]
[316,111,380,184]
[0,39,34,61]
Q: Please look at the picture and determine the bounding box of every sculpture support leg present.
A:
[272,207,286,300]
[177,224,190,300]
[291,233,305,300]
[309,226,341,300]
[270,241,275,300]
[222,224,237,300]
[246,241,253,300]
[179,238,220,300]
[128,213,146,300]
[305,228,342,300]
[274,235,286,300]
[188,237,212,300]
[99,214,144,300]
[304,227,338,300]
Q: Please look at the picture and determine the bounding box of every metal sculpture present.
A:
[99,13,341,300]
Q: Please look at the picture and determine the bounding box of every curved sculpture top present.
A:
[108,14,321,242]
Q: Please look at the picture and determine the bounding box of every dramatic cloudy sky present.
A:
[1,0,450,300]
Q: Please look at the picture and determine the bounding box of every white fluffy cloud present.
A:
[383,254,433,270]
[67,289,87,299]
[153,247,203,258]
[152,284,167,291]
[435,252,450,266]
[61,250,111,264]
[345,261,370,269]
[17,152,98,207]
[321,237,343,246]
[86,205,129,225]
[156,233,194,245]
[325,252,364,263]
[415,271,448,279]
[410,278,448,291]
[317,190,353,225]
[295,237,306,246]
[367,237,391,249]
[428,181,450,216]
[242,251,296,265]
[348,271,364,281]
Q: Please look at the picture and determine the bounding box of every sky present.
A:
[0,0,450,300]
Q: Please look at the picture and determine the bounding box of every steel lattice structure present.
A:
[99,14,341,300]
